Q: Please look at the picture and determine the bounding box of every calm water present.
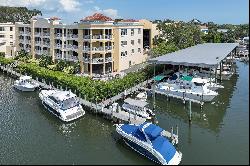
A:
[0,61,249,165]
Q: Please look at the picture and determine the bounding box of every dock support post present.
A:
[176,125,178,137]
[171,127,173,139]
[219,62,222,82]
[189,100,192,123]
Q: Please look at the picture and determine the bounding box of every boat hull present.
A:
[13,84,36,91]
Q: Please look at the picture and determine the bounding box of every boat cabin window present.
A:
[61,97,79,110]
[48,96,60,104]
[193,82,205,86]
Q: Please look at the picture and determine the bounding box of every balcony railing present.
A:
[68,56,78,61]
[55,43,62,49]
[43,42,50,47]
[92,47,104,51]
[83,58,90,63]
[105,46,112,51]
[43,50,49,55]
[19,31,24,34]
[43,33,50,37]
[34,32,41,36]
[55,33,62,38]
[83,46,90,51]
[67,34,78,39]
[35,41,42,45]
[92,58,104,64]
[66,44,78,50]
[55,53,62,59]
[19,39,24,43]
[35,50,42,55]
[105,57,112,62]
[104,35,112,39]
[92,35,103,39]
[83,35,91,39]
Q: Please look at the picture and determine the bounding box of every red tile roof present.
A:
[50,16,61,20]
[81,13,113,21]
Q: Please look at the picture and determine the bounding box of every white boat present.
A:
[13,76,40,91]
[136,91,147,101]
[122,98,155,120]
[157,78,218,102]
[39,90,85,122]
[116,122,182,165]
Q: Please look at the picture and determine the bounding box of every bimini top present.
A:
[149,43,238,68]
[20,76,32,80]
[124,98,148,108]
[52,91,76,101]
[140,123,163,141]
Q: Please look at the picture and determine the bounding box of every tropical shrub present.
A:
[0,56,15,65]
[39,54,53,67]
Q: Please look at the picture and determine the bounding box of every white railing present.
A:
[43,42,50,47]
[35,50,42,54]
[67,34,78,39]
[35,41,41,45]
[92,47,104,51]
[55,53,62,59]
[92,35,103,39]
[83,46,90,51]
[19,31,24,34]
[19,39,24,43]
[105,57,112,62]
[104,35,112,39]
[83,58,90,63]
[43,33,50,37]
[83,35,91,39]
[43,50,49,55]
[55,43,62,49]
[92,58,104,63]
[66,44,78,50]
[68,56,78,61]
[55,33,62,38]
[105,46,112,51]
[34,32,41,36]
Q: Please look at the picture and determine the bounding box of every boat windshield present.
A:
[61,97,79,110]
[193,82,205,86]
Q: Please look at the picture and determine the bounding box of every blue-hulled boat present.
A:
[116,122,182,165]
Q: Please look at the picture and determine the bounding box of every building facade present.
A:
[0,22,16,58]
[15,14,151,75]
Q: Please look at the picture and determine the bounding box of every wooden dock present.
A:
[0,64,148,125]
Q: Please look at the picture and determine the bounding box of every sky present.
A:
[0,0,249,24]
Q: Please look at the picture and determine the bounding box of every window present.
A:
[131,40,134,45]
[138,48,141,52]
[121,29,127,36]
[129,61,132,67]
[138,39,141,44]
[10,27,13,31]
[0,27,5,31]
[0,35,4,38]
[132,49,134,53]
[10,42,13,46]
[121,51,127,58]
[10,35,13,39]
[131,29,134,36]
[121,41,127,46]
[138,28,141,34]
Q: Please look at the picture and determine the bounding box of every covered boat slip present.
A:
[149,43,238,68]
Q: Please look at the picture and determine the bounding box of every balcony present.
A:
[104,35,112,40]
[34,32,41,36]
[105,57,112,62]
[92,35,103,40]
[68,56,78,62]
[55,43,62,49]
[105,46,112,51]
[67,34,78,39]
[55,33,62,38]
[19,39,24,43]
[66,44,78,50]
[43,50,49,55]
[92,47,104,52]
[83,46,90,52]
[92,58,104,64]
[35,50,42,55]
[55,53,62,59]
[43,33,50,37]
[83,57,90,63]
[43,42,50,47]
[19,31,24,35]
[35,41,42,45]
[83,35,91,40]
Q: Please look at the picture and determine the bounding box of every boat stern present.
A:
[60,105,85,122]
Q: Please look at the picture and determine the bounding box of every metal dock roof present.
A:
[149,43,238,68]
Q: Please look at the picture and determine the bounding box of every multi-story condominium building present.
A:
[0,22,16,57]
[15,13,157,76]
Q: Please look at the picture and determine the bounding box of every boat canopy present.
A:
[140,123,163,141]
[52,91,77,101]
[124,98,148,108]
[152,136,176,163]
[153,75,166,81]
[20,76,32,80]
[180,75,193,81]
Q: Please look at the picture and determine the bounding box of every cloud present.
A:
[92,6,119,19]
[0,0,46,7]
[59,0,80,12]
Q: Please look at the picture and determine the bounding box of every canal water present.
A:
[0,61,249,164]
